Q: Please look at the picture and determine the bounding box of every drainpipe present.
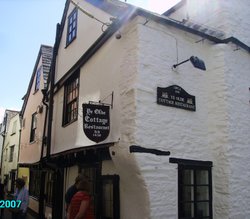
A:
[46,23,60,158]
[38,90,49,219]
[40,90,49,161]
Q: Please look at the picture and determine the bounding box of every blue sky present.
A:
[0,0,180,122]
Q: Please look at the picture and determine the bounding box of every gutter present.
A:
[136,9,250,53]
[40,90,49,161]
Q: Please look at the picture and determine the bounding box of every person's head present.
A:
[76,179,90,192]
[74,174,85,186]
[15,178,25,190]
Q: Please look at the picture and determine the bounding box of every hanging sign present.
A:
[82,103,110,143]
[157,85,196,111]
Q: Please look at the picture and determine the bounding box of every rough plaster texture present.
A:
[225,47,250,218]
[126,16,250,218]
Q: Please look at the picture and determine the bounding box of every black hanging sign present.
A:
[82,103,110,143]
[157,85,196,111]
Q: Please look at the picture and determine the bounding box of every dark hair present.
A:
[77,179,90,192]
[75,174,85,184]
[15,178,25,188]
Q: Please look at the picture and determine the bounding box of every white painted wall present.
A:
[224,46,250,218]
[129,15,249,219]
[52,11,151,217]
[52,1,250,218]
[55,0,113,83]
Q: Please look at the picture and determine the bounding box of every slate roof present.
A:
[41,46,53,89]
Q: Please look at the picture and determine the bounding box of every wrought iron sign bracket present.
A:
[88,91,114,109]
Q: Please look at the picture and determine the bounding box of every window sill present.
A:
[29,140,37,145]
[29,196,39,201]
[62,118,78,128]
[33,90,39,95]
[65,37,76,49]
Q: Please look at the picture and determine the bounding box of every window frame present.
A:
[66,7,78,46]
[9,145,15,162]
[30,112,37,142]
[34,66,42,92]
[62,71,79,126]
[101,175,120,219]
[11,120,17,135]
[170,158,213,219]
[45,171,54,206]
[29,169,41,198]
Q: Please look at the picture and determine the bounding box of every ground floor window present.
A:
[78,165,120,219]
[101,175,120,219]
[170,158,213,219]
[29,169,41,198]
[45,171,53,205]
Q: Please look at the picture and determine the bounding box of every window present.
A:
[170,158,213,219]
[45,171,54,205]
[9,145,15,162]
[66,8,78,45]
[30,113,37,142]
[35,66,42,92]
[101,175,120,219]
[29,169,41,198]
[11,121,17,135]
[63,72,79,125]
[5,148,8,161]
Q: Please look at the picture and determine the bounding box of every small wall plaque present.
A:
[157,85,196,111]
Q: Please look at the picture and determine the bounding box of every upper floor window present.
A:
[63,72,79,126]
[9,145,15,162]
[30,112,37,142]
[11,120,17,135]
[35,66,42,92]
[66,8,78,46]
[22,118,26,129]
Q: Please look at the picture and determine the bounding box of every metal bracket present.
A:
[89,91,114,109]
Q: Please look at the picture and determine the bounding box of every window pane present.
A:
[180,203,194,218]
[102,180,113,218]
[196,170,209,184]
[181,169,193,184]
[64,74,79,125]
[197,186,209,201]
[182,186,194,201]
[197,202,209,217]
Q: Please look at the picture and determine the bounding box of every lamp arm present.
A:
[173,58,190,68]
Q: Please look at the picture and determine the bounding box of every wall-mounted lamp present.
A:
[173,56,206,71]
